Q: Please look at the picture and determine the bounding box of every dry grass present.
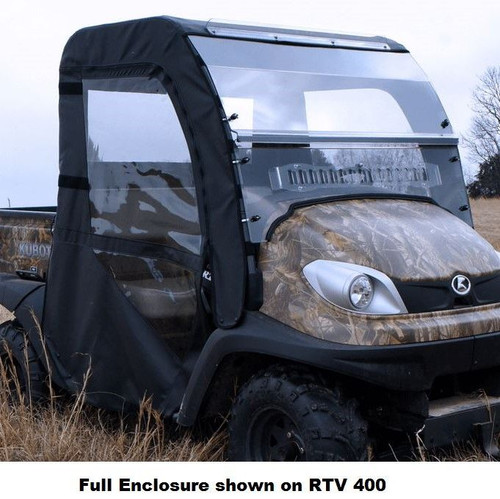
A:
[416,440,496,462]
[470,197,500,250]
[0,198,499,462]
[0,350,227,461]
[0,395,227,462]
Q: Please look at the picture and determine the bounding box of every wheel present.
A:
[228,366,368,461]
[0,324,48,403]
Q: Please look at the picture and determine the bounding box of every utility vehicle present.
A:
[1,16,500,461]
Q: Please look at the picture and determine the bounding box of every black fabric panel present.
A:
[160,38,247,328]
[43,242,190,415]
[58,17,246,328]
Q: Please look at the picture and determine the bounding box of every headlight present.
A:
[303,260,407,315]
[349,275,373,309]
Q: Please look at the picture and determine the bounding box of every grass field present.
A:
[0,198,499,461]
[470,197,500,250]
[0,364,227,461]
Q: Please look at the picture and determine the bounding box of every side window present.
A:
[84,77,201,255]
[83,77,202,357]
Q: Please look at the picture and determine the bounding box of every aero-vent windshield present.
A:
[232,143,469,241]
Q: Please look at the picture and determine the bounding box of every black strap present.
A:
[58,175,90,190]
[59,82,83,95]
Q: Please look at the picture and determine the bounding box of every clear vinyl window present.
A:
[94,250,197,358]
[84,77,201,254]
[191,36,450,136]
[304,88,412,134]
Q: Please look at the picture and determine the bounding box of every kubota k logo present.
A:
[451,274,471,296]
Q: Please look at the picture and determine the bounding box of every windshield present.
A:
[190,37,469,241]
[190,37,451,136]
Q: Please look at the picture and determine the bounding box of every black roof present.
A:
[62,15,407,67]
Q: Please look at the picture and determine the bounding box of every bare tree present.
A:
[463,66,500,163]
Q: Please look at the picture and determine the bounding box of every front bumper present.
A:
[178,312,500,425]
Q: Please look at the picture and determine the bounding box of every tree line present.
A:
[464,67,500,197]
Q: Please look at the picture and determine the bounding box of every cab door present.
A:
[84,75,203,358]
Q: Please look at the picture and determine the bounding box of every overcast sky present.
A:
[1,0,499,207]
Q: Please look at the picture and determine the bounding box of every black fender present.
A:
[176,311,499,426]
[0,273,47,364]
[0,274,45,313]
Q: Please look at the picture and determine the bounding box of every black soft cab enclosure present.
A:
[47,16,248,413]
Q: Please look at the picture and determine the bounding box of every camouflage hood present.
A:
[266,199,500,282]
[258,198,500,346]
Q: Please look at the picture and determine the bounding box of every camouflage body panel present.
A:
[0,210,55,279]
[259,199,500,345]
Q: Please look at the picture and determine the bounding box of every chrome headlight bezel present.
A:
[303,260,408,315]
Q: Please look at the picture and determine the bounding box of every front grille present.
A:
[395,273,500,313]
